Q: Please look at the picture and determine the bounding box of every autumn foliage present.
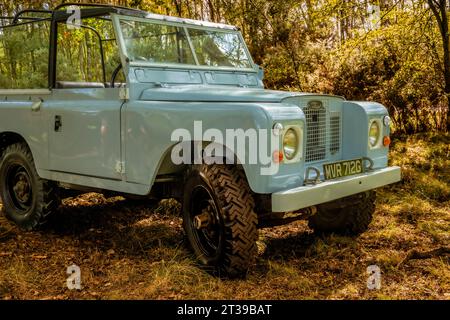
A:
[1,0,449,133]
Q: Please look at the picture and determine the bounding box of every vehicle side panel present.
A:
[0,91,50,170]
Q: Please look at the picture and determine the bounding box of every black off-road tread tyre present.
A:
[183,164,258,277]
[308,191,376,236]
[0,143,59,230]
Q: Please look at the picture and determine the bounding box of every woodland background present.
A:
[0,1,448,300]
[0,0,449,133]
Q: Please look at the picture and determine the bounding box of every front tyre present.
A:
[308,191,376,236]
[183,165,258,277]
[0,143,59,230]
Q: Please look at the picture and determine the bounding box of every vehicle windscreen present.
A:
[119,18,253,69]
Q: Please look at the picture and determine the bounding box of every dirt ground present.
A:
[0,133,448,300]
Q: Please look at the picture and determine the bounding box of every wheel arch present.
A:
[153,140,253,186]
[0,132,48,177]
[0,132,32,155]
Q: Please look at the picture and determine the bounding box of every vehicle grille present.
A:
[303,101,341,162]
[304,101,327,162]
[329,111,341,155]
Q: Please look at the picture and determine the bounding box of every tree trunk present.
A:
[428,0,450,131]
[440,1,450,131]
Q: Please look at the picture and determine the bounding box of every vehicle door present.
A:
[46,16,125,180]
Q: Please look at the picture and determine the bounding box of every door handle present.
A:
[54,115,62,132]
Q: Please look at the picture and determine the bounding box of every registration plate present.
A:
[323,158,363,180]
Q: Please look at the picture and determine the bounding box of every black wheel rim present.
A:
[5,163,33,213]
[189,185,223,259]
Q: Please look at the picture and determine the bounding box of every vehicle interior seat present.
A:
[56,81,106,89]
[56,81,127,89]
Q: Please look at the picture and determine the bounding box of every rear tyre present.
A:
[0,143,59,230]
[182,164,258,277]
[308,191,376,236]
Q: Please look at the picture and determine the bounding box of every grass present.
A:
[0,133,449,300]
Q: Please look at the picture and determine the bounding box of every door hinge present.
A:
[119,88,129,100]
[115,161,125,174]
[31,99,43,112]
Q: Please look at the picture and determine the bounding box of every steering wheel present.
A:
[111,63,123,88]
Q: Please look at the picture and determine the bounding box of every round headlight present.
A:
[369,121,380,147]
[383,115,391,127]
[283,128,299,160]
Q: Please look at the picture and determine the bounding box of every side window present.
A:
[57,18,124,85]
[0,20,50,89]
[57,23,104,83]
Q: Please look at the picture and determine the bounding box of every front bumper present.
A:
[271,166,401,212]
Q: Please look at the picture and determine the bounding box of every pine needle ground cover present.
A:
[0,134,448,300]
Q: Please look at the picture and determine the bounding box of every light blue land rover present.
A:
[0,4,401,276]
